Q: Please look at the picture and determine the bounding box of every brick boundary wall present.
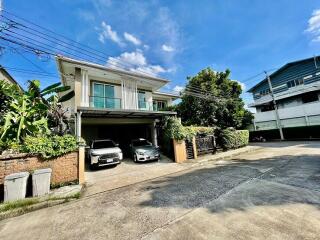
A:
[0,151,79,186]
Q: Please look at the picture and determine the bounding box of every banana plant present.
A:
[0,80,74,142]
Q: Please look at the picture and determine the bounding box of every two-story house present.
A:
[248,56,320,139]
[0,66,21,87]
[56,56,179,148]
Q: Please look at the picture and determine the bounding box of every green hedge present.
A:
[220,129,249,150]
[22,134,77,159]
[164,117,214,141]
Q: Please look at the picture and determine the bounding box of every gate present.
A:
[195,135,216,156]
[185,139,194,159]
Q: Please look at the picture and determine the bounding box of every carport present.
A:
[75,107,176,156]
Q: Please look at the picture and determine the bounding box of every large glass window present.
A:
[93,83,104,108]
[104,85,115,108]
[138,91,146,109]
[92,82,117,108]
[153,100,167,111]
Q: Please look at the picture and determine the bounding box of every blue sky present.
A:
[1,0,320,107]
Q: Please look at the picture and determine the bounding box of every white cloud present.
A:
[106,49,171,76]
[306,9,320,42]
[107,50,146,67]
[143,44,150,50]
[99,21,125,46]
[162,44,175,52]
[123,32,141,45]
[173,85,184,92]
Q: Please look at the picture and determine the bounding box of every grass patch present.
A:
[0,198,40,213]
[0,191,81,213]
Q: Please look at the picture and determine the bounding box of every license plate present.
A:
[106,158,113,163]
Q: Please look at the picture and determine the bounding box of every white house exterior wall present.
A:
[253,100,320,131]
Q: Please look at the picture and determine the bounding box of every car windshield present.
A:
[132,140,151,147]
[92,140,116,149]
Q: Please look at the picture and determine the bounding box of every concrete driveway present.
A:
[84,155,190,196]
[1,141,320,240]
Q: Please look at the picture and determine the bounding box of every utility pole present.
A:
[265,71,284,140]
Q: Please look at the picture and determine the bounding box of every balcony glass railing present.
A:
[138,101,153,110]
[89,96,121,109]
[89,97,168,111]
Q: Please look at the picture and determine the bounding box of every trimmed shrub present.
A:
[220,128,249,150]
[163,117,190,141]
[164,117,214,141]
[22,134,77,159]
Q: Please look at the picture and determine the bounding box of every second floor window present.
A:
[260,89,270,96]
[153,100,167,111]
[138,91,146,109]
[92,82,117,109]
[287,79,303,88]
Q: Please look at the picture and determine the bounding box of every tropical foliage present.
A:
[0,80,74,143]
[176,68,253,129]
[22,134,77,159]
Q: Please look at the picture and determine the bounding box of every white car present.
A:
[88,139,123,169]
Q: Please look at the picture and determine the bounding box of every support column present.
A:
[74,68,82,111]
[81,69,89,107]
[76,112,82,142]
[150,120,158,147]
[78,145,85,184]
[253,119,257,131]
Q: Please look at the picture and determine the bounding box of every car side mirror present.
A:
[115,143,119,147]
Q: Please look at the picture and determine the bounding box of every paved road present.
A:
[1,141,320,240]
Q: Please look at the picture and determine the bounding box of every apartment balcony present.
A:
[252,101,320,131]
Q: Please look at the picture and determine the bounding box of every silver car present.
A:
[130,138,160,162]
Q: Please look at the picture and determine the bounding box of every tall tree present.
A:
[177,68,253,129]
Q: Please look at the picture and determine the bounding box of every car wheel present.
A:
[134,154,138,163]
[89,164,97,170]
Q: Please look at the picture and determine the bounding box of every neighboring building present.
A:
[56,56,179,147]
[0,66,20,87]
[248,56,320,139]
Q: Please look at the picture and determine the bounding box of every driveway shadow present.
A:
[139,154,320,213]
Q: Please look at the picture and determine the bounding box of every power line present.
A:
[15,50,48,73]
[0,10,289,103]
[0,11,281,95]
[0,13,164,77]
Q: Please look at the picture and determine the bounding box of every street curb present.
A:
[187,145,263,166]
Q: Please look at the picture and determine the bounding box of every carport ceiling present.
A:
[78,107,177,119]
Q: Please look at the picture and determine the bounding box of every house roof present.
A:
[153,91,180,100]
[247,56,320,93]
[56,55,170,84]
[0,66,21,87]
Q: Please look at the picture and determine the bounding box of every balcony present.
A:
[89,96,122,109]
[89,96,167,112]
